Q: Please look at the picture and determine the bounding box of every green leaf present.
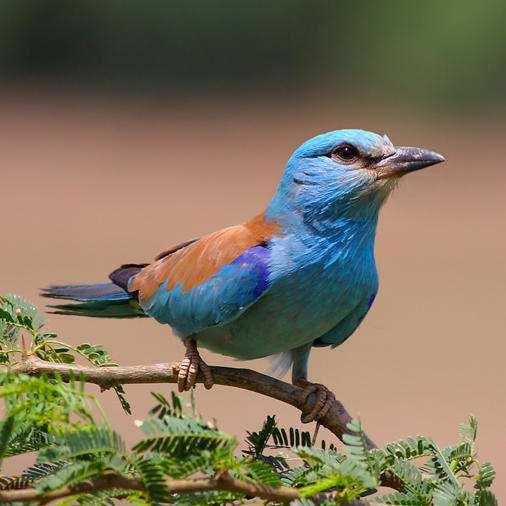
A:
[1,294,45,331]
[135,458,170,503]
[74,342,129,412]
[149,392,183,419]
[0,416,15,465]
[432,480,472,506]
[76,488,138,505]
[270,424,312,450]
[36,461,105,494]
[245,459,281,486]
[381,435,435,465]
[76,343,117,367]
[425,444,460,488]
[245,415,277,458]
[380,489,431,505]
[40,425,126,462]
[0,309,14,324]
[22,461,68,482]
[281,465,315,487]
[158,452,213,479]
[272,427,289,447]
[1,425,49,457]
[296,446,345,469]
[298,467,370,500]
[381,461,431,505]
[0,372,94,431]
[475,462,495,490]
[114,385,132,415]
[134,415,236,458]
[173,490,245,505]
[343,419,376,474]
[58,353,76,364]
[459,415,478,443]
[0,474,32,490]
[474,489,498,506]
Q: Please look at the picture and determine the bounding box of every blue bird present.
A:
[43,129,444,422]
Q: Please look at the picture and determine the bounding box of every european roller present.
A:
[43,129,444,422]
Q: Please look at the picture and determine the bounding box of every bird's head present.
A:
[268,129,445,226]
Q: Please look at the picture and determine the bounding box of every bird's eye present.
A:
[331,144,360,163]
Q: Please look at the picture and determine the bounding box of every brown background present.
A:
[1,91,505,500]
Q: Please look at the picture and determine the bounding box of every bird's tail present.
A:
[41,282,146,318]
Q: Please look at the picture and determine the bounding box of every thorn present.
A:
[311,422,321,446]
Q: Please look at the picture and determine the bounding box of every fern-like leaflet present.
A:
[133,415,236,458]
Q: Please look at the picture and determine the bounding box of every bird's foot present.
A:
[172,338,214,392]
[294,379,336,423]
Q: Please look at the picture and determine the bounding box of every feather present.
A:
[41,282,144,318]
[129,213,280,301]
[268,352,293,379]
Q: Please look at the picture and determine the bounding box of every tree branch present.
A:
[12,357,369,446]
[10,357,402,492]
[0,472,378,505]
[0,472,301,504]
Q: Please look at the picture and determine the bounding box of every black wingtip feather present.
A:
[41,282,129,301]
[109,264,148,292]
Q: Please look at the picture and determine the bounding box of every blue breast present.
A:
[196,220,379,360]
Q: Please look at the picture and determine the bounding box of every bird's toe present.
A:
[174,354,214,392]
[297,381,336,423]
[199,360,214,390]
[177,357,192,392]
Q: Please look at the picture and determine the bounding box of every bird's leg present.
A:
[291,343,336,423]
[174,337,214,392]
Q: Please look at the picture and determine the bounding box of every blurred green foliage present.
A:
[0,0,505,108]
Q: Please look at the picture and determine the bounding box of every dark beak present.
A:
[376,146,445,179]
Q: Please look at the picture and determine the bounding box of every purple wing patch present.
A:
[231,245,270,297]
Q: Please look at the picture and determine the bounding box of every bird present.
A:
[42,129,445,423]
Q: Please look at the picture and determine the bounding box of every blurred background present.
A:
[1,0,505,501]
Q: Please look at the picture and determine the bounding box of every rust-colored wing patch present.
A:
[129,213,280,301]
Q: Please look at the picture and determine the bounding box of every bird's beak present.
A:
[376,146,445,179]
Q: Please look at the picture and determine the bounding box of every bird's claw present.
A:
[296,380,336,423]
[173,339,214,392]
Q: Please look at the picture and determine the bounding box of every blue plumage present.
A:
[231,245,270,298]
[139,242,271,337]
[43,129,444,417]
